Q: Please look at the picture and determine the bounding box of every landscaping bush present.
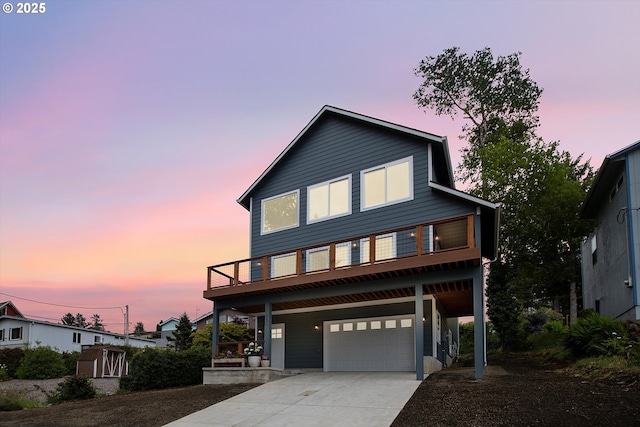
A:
[62,351,80,375]
[119,346,210,392]
[0,366,9,382]
[15,346,67,379]
[0,347,25,379]
[528,321,568,351]
[565,312,628,358]
[47,375,96,404]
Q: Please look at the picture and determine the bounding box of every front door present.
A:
[271,323,285,369]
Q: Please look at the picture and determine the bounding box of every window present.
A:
[272,327,283,339]
[0,329,4,341]
[271,252,296,278]
[306,242,351,272]
[591,235,597,265]
[360,233,396,263]
[10,327,22,340]
[307,175,351,223]
[94,335,103,344]
[361,157,413,210]
[261,190,299,234]
[73,332,81,344]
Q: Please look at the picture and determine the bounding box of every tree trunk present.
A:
[553,295,561,313]
[569,281,578,325]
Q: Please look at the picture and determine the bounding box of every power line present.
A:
[0,291,123,310]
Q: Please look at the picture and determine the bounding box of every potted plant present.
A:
[243,342,263,367]
[261,354,270,367]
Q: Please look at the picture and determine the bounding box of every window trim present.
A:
[0,329,5,341]
[360,156,414,211]
[73,332,82,344]
[307,174,352,224]
[261,189,300,235]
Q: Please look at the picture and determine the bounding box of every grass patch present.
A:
[0,390,40,411]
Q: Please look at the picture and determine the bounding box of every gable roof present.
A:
[237,105,454,209]
[581,140,640,218]
[0,301,24,318]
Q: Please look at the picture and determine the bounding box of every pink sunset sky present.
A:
[1,1,638,332]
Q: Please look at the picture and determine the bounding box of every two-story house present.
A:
[204,106,500,379]
[580,140,640,321]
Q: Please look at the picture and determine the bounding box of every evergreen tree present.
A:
[168,312,194,351]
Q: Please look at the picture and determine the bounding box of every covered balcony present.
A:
[204,214,482,317]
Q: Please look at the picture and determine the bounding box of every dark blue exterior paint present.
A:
[248,113,474,257]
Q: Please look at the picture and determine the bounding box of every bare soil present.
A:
[2,356,639,427]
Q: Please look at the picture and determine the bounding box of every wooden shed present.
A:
[77,345,127,378]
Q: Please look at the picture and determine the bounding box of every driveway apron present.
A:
[164,372,420,427]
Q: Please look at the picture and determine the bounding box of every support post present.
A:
[473,209,485,379]
[415,284,424,381]
[264,301,272,360]
[211,304,219,360]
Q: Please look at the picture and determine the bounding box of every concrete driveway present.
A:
[164,372,421,427]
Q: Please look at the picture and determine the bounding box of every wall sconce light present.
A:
[256,261,262,266]
[409,232,416,238]
[257,329,263,335]
[352,242,358,248]
[422,317,426,323]
[434,235,440,241]
[313,325,320,331]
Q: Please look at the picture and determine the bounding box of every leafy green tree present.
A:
[16,346,66,379]
[414,47,542,158]
[133,321,145,335]
[168,312,194,351]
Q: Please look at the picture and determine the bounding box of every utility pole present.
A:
[125,305,129,346]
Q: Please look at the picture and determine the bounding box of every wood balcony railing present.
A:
[206,215,476,295]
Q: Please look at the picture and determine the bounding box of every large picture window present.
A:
[261,190,299,234]
[10,327,22,340]
[307,175,351,223]
[361,157,413,210]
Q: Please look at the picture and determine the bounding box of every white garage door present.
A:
[324,315,415,371]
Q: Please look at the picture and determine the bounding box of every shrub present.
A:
[0,367,9,382]
[61,351,80,375]
[16,346,67,379]
[47,376,96,404]
[0,347,25,379]
[119,346,210,392]
[565,312,628,358]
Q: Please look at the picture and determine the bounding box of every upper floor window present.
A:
[307,175,351,223]
[591,235,597,265]
[361,157,413,211]
[73,332,81,344]
[0,329,5,341]
[261,190,299,234]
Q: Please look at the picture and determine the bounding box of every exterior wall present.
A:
[269,299,435,369]
[249,114,473,257]
[581,162,637,320]
[0,317,155,352]
[628,149,640,316]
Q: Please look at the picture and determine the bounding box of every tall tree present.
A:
[89,314,105,331]
[61,313,76,326]
[414,46,542,151]
[133,321,145,335]
[168,312,194,351]
[74,313,88,328]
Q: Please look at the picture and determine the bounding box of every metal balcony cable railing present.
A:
[207,215,473,290]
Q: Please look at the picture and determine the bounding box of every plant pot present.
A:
[247,355,261,367]
[261,359,270,367]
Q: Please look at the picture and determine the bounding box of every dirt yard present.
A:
[2,356,639,427]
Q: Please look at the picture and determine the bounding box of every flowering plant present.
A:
[244,342,263,356]
[261,354,269,360]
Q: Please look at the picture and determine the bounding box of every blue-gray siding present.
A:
[267,301,434,369]
[249,114,474,257]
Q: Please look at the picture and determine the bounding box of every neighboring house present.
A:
[580,140,640,321]
[194,309,256,331]
[0,315,156,353]
[0,301,24,318]
[204,106,500,380]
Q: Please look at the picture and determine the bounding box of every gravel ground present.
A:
[0,377,120,404]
